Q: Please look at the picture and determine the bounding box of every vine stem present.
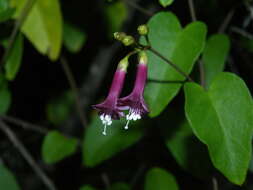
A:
[0,0,37,68]
[212,177,219,190]
[0,115,48,134]
[122,0,153,16]
[187,0,197,21]
[0,115,81,145]
[0,120,57,190]
[187,0,207,88]
[60,56,87,128]
[218,9,235,33]
[148,47,194,82]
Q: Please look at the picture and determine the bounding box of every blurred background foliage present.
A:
[0,0,253,190]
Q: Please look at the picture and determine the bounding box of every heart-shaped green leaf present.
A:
[42,130,78,164]
[144,12,207,117]
[0,163,21,190]
[202,34,230,88]
[79,185,96,190]
[12,0,62,61]
[159,0,174,7]
[165,119,213,178]
[145,168,179,190]
[63,22,86,53]
[184,72,253,185]
[4,33,24,81]
[0,0,15,22]
[0,74,11,114]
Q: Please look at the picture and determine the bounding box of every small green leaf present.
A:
[202,34,230,88]
[0,0,8,10]
[0,75,11,114]
[0,0,15,23]
[0,8,15,23]
[4,33,23,81]
[0,163,21,190]
[166,120,192,168]
[104,1,127,37]
[0,87,11,114]
[82,116,143,167]
[184,72,253,185]
[145,168,179,190]
[144,12,207,117]
[46,91,73,125]
[79,185,96,190]
[42,130,78,164]
[109,182,130,190]
[12,0,62,61]
[159,0,174,7]
[63,22,86,53]
[165,118,212,178]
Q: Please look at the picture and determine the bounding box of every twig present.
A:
[148,47,194,82]
[230,26,253,40]
[187,0,207,87]
[60,56,87,128]
[244,2,253,28]
[187,0,197,21]
[0,120,57,190]
[145,35,151,47]
[0,0,37,68]
[218,9,235,33]
[122,0,153,17]
[101,173,110,189]
[1,115,48,134]
[130,164,146,187]
[0,115,82,146]
[212,177,218,190]
[148,79,186,84]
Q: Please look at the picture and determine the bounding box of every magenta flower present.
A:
[118,51,149,129]
[92,59,128,135]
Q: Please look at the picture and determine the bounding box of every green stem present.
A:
[60,56,87,128]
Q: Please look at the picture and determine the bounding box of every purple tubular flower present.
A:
[118,51,149,129]
[92,58,128,135]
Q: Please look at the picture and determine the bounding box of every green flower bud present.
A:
[114,32,126,41]
[137,24,149,35]
[122,35,135,46]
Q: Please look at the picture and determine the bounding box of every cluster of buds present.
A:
[114,24,148,47]
[93,24,149,135]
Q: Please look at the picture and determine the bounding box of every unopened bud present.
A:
[114,32,126,41]
[122,35,135,46]
[137,25,148,35]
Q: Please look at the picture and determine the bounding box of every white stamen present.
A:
[102,124,107,135]
[99,114,112,135]
[124,109,141,130]
[124,120,130,130]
